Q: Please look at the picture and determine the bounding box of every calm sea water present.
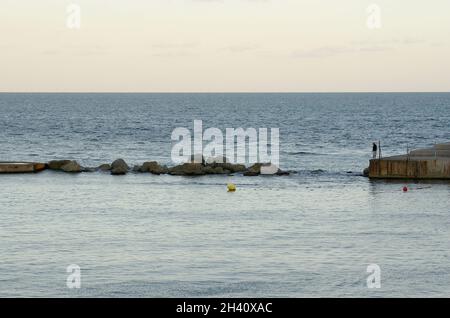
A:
[1,93,450,297]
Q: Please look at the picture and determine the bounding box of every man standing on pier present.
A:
[372,142,378,159]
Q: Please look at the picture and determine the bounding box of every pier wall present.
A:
[0,162,46,174]
[369,158,450,179]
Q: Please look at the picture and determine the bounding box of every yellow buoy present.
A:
[227,183,236,192]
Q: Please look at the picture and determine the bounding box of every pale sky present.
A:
[1,0,449,92]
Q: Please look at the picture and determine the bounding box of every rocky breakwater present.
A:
[43,157,290,177]
[165,156,289,176]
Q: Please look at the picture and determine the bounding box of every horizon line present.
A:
[1,91,449,94]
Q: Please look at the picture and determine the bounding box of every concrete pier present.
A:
[369,142,450,179]
[0,162,46,174]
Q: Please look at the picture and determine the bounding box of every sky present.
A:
[1,0,449,92]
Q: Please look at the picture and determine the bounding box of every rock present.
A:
[169,163,205,176]
[203,166,215,174]
[97,164,111,172]
[203,166,229,175]
[140,161,168,175]
[225,163,246,173]
[132,165,141,172]
[243,163,264,176]
[60,161,82,173]
[48,160,72,170]
[205,156,228,165]
[204,157,245,173]
[213,167,227,174]
[243,163,284,176]
[33,163,47,172]
[111,159,129,175]
[111,166,128,175]
[276,169,290,176]
[203,156,245,174]
[215,163,246,173]
[111,159,129,170]
[260,164,281,175]
[82,167,96,173]
[363,167,370,177]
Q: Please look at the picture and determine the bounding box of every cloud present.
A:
[151,42,199,49]
[291,36,431,59]
[41,45,108,57]
[292,45,393,58]
[220,44,261,53]
[292,46,352,58]
[149,42,199,57]
[352,37,426,47]
[150,51,197,57]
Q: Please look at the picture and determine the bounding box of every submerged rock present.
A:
[60,161,82,173]
[48,160,72,170]
[140,161,168,175]
[169,163,205,176]
[111,159,129,175]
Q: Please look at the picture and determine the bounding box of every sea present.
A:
[0,93,449,297]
